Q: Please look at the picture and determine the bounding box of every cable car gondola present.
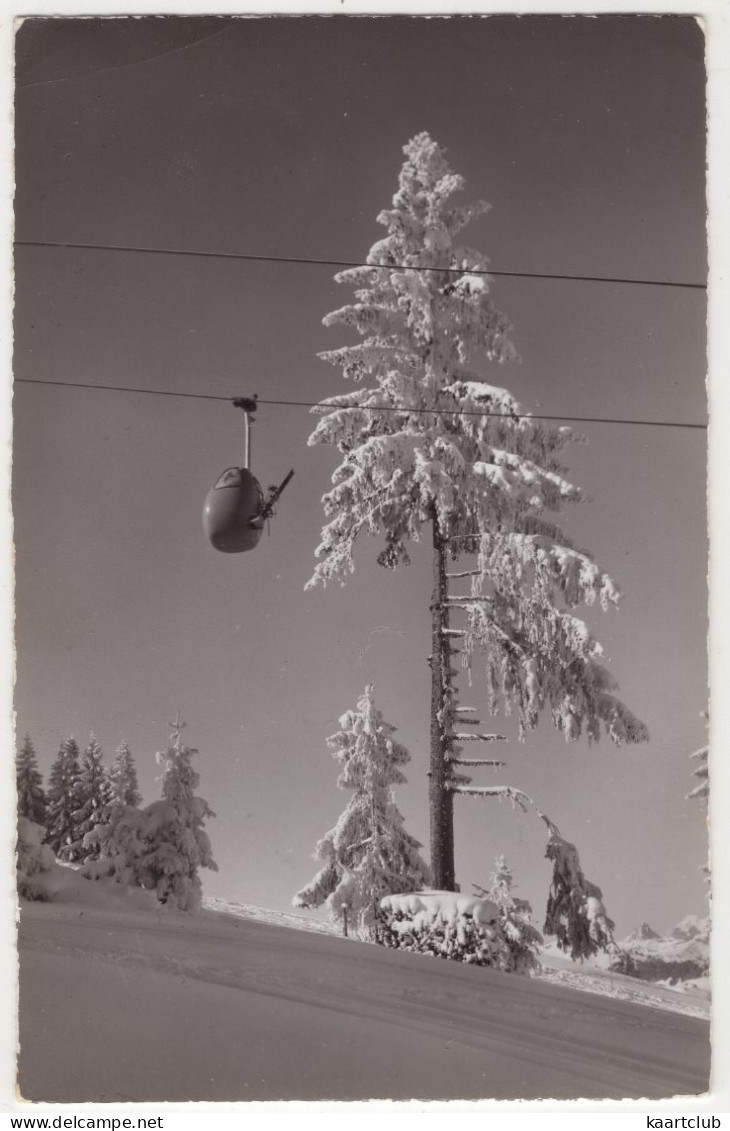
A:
[203,396,294,553]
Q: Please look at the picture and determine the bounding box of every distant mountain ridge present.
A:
[622,921,660,944]
[614,915,709,984]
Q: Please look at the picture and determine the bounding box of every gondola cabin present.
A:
[203,466,265,553]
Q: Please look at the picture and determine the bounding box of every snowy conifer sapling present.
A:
[136,715,217,911]
[308,132,648,889]
[475,854,543,974]
[294,685,430,938]
[45,737,82,860]
[16,734,46,826]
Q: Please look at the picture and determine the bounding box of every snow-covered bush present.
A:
[474,855,543,974]
[17,817,57,901]
[294,686,430,938]
[82,802,149,885]
[378,890,505,967]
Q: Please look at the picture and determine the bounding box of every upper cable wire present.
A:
[14,239,707,292]
[15,378,707,431]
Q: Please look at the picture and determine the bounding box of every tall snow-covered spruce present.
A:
[45,737,82,860]
[294,685,430,939]
[72,733,112,862]
[308,132,648,892]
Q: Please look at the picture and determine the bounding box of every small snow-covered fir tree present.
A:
[71,733,112,862]
[475,854,543,974]
[109,740,142,809]
[45,737,82,860]
[308,131,648,887]
[131,715,217,910]
[16,734,46,825]
[294,685,430,938]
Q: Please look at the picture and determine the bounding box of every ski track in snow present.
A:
[205,896,711,1021]
[17,881,710,1104]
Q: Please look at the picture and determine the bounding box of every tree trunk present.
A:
[429,512,455,890]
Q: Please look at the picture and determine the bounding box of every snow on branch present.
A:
[449,758,506,767]
[452,732,507,742]
[687,744,709,801]
[450,782,561,837]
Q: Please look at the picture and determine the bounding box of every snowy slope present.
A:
[204,893,339,936]
[204,896,710,1021]
[538,947,710,1020]
[17,872,710,1103]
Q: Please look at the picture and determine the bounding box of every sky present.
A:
[10,13,709,937]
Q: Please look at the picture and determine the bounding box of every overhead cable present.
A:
[14,239,706,292]
[15,377,707,431]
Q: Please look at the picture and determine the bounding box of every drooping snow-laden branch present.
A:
[452,779,615,959]
[450,781,560,838]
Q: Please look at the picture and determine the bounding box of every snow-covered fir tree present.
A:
[83,801,172,891]
[129,715,217,911]
[109,740,142,809]
[84,740,144,876]
[45,737,82,860]
[71,733,112,862]
[308,131,648,887]
[294,685,430,938]
[16,734,46,825]
[475,854,543,974]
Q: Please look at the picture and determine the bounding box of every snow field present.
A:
[17,870,710,1103]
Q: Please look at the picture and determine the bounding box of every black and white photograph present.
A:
[7,5,721,1110]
